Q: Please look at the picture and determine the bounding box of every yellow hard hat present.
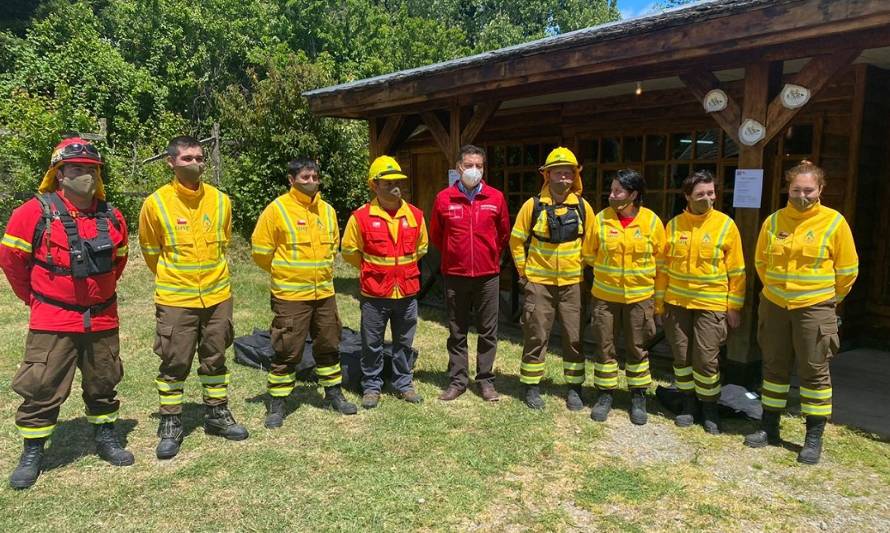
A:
[540,146,579,171]
[367,155,407,188]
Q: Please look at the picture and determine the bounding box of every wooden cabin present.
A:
[305,0,890,380]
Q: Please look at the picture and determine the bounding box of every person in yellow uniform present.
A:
[583,169,665,425]
[655,170,745,434]
[744,160,858,464]
[251,158,357,428]
[341,156,429,409]
[509,147,595,411]
[139,136,248,460]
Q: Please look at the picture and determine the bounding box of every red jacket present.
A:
[351,202,425,298]
[0,192,128,332]
[430,181,510,277]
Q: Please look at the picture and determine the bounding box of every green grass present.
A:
[0,236,888,531]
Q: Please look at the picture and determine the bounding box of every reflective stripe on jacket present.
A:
[341,199,428,299]
[755,202,858,309]
[252,188,339,301]
[583,206,665,304]
[655,209,745,313]
[138,180,232,308]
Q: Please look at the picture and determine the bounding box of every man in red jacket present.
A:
[430,145,510,401]
[0,137,134,490]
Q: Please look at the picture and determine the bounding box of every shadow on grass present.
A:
[43,417,138,471]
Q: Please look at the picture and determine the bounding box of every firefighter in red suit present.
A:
[0,136,134,490]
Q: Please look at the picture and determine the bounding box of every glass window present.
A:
[488,170,504,190]
[493,145,506,167]
[722,165,737,191]
[624,136,643,162]
[602,138,620,163]
[669,192,687,219]
[671,132,693,159]
[507,145,522,166]
[696,129,720,160]
[646,135,667,161]
[670,163,690,189]
[579,139,598,163]
[646,192,665,221]
[508,172,521,192]
[524,144,539,166]
[784,124,814,155]
[522,171,538,193]
[723,134,739,158]
[644,164,666,191]
[582,166,597,194]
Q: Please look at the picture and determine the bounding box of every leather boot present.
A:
[325,386,358,415]
[524,385,545,410]
[94,423,135,466]
[629,389,648,426]
[565,385,584,411]
[265,397,286,429]
[675,393,697,427]
[156,414,184,459]
[204,405,249,441]
[590,391,613,422]
[744,410,781,448]
[797,416,827,465]
[9,438,45,490]
[701,401,721,435]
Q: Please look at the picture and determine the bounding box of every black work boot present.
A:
[590,391,613,422]
[701,401,721,435]
[204,405,249,441]
[265,397,286,429]
[566,385,584,411]
[94,423,135,466]
[629,389,648,426]
[9,438,45,490]
[524,385,545,410]
[156,414,184,459]
[744,410,781,448]
[325,386,358,415]
[797,416,827,465]
[675,393,697,428]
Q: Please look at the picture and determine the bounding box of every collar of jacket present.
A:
[603,206,648,228]
[538,189,580,206]
[172,177,205,200]
[289,186,320,207]
[681,208,716,223]
[369,198,418,228]
[449,180,489,199]
[782,200,823,221]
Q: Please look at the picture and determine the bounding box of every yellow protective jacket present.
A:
[341,198,429,299]
[655,209,745,313]
[755,202,858,309]
[251,188,339,301]
[583,206,665,304]
[139,179,232,308]
[510,185,596,287]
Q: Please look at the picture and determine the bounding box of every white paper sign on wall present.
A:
[780,84,811,109]
[739,119,766,146]
[703,89,728,113]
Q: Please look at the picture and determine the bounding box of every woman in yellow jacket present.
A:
[582,169,665,425]
[655,170,745,435]
[744,160,858,465]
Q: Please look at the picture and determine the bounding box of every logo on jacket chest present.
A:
[804,230,816,243]
[634,229,643,240]
[702,233,712,244]
[202,213,213,232]
[176,217,189,231]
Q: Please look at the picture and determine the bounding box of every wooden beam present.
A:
[461,101,501,145]
[679,71,742,144]
[368,118,380,161]
[376,114,405,155]
[420,111,452,160]
[764,48,861,142]
[449,102,461,163]
[306,0,890,118]
[726,61,777,367]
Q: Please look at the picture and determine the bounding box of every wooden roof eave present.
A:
[304,0,890,119]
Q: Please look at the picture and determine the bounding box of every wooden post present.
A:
[211,122,221,186]
[368,118,380,161]
[726,62,773,366]
[449,102,461,164]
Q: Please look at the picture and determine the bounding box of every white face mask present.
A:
[460,167,483,189]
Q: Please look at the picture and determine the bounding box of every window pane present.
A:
[670,163,690,189]
[722,165,737,191]
[508,172,521,192]
[783,124,814,155]
[644,164,666,191]
[488,170,504,190]
[696,129,720,160]
[602,138,620,163]
[582,166,597,194]
[524,144,539,166]
[507,145,522,166]
[579,139,598,163]
[671,132,693,159]
[646,135,667,161]
[508,194,522,214]
[694,163,717,179]
[723,193,735,218]
[624,136,643,162]
[493,145,506,167]
[646,192,665,220]
[522,171,538,193]
[723,135,739,159]
[669,192,687,219]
